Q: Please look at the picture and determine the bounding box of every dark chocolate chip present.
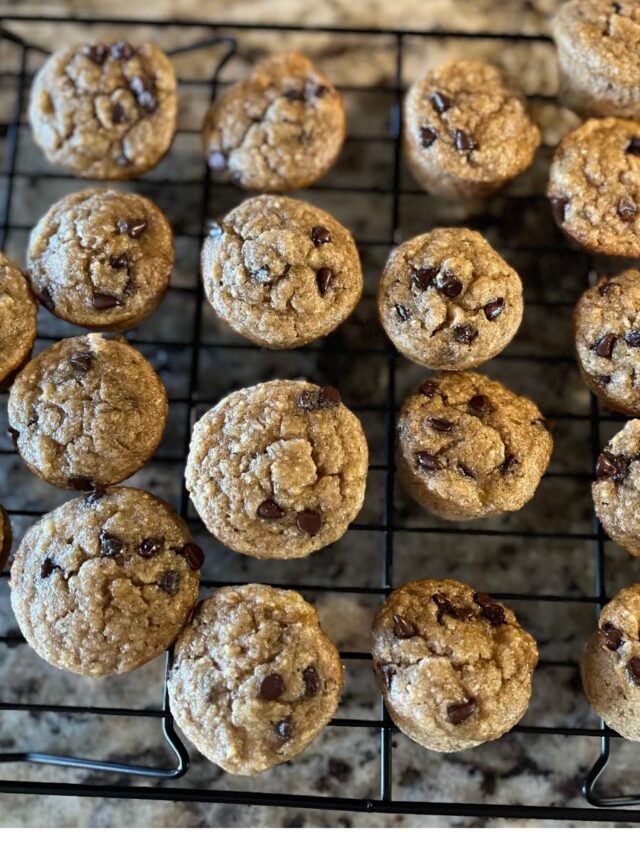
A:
[41,557,61,579]
[303,665,321,697]
[429,417,453,432]
[393,614,417,638]
[296,509,322,536]
[275,718,294,739]
[181,542,204,571]
[431,91,452,113]
[38,287,55,311]
[311,226,331,246]
[257,499,286,520]
[68,476,94,491]
[99,531,123,558]
[87,483,106,504]
[316,267,333,294]
[593,333,617,358]
[412,266,438,290]
[284,89,304,101]
[159,570,180,596]
[458,463,476,479]
[613,2,624,12]
[600,622,623,651]
[138,537,164,558]
[599,280,615,296]
[474,592,507,626]
[315,84,329,98]
[596,374,611,385]
[396,303,410,321]
[549,196,567,225]
[627,137,640,155]
[109,253,128,270]
[7,427,19,448]
[420,125,437,148]
[453,324,477,344]
[468,394,493,416]
[500,454,517,475]
[454,129,477,152]
[118,217,147,238]
[439,273,463,299]
[92,292,121,310]
[627,658,640,686]
[377,663,395,689]
[208,150,226,170]
[483,298,505,321]
[626,330,640,347]
[84,43,108,64]
[259,673,285,700]
[415,451,444,471]
[618,197,637,221]
[111,102,127,124]
[129,75,148,96]
[69,350,94,373]
[298,385,341,411]
[432,592,458,621]
[447,698,477,725]
[419,380,438,397]
[137,90,158,114]
[596,451,629,483]
[110,40,134,60]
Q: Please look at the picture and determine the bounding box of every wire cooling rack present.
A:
[0,12,639,824]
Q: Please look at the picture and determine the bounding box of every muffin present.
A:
[592,418,640,556]
[0,252,37,391]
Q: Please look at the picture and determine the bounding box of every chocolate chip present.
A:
[68,476,93,491]
[599,280,615,296]
[315,84,329,98]
[429,417,453,432]
[596,451,629,483]
[284,89,304,101]
[613,1,624,12]
[137,90,157,114]
[111,103,127,124]
[208,150,226,170]
[600,622,623,651]
[275,718,294,740]
[311,226,331,246]
[109,253,128,270]
[468,394,493,416]
[454,129,477,152]
[259,673,285,700]
[549,196,567,225]
[110,40,134,60]
[483,298,505,321]
[159,570,180,596]
[69,351,94,373]
[87,483,106,504]
[474,592,507,626]
[596,374,611,385]
[431,91,452,113]
[138,537,164,558]
[93,292,121,310]
[257,499,286,520]
[626,330,640,347]
[316,267,333,294]
[377,663,394,689]
[453,325,477,344]
[298,385,341,411]
[627,137,640,155]
[593,333,617,358]
[412,266,437,290]
[129,75,148,96]
[420,125,437,147]
[99,531,123,558]
[447,698,477,725]
[393,614,417,638]
[458,463,476,479]
[84,43,108,64]
[500,455,517,475]
[627,658,640,686]
[7,427,19,448]
[118,218,147,238]
[416,451,444,471]
[38,287,55,311]
[303,665,321,696]
[181,543,205,571]
[419,380,438,397]
[396,304,410,321]
[41,557,61,579]
[432,592,458,621]
[296,509,322,536]
[439,274,463,299]
[618,197,637,221]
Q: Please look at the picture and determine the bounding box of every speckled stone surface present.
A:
[0,0,637,829]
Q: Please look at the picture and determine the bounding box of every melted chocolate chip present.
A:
[377,663,395,689]
[69,350,94,373]
[468,394,493,416]
[275,718,294,739]
[208,150,226,170]
[111,103,127,124]
[474,592,506,626]
[311,226,331,246]
[7,427,19,448]
[99,531,123,558]
[549,196,567,225]
[257,499,286,520]
[84,43,108,64]
[159,570,180,596]
[316,267,333,294]
[627,137,640,155]
[447,698,477,725]
[93,292,121,310]
[596,451,629,483]
[626,330,640,347]
[315,84,329,98]
[38,287,55,311]
[618,197,637,221]
[296,509,322,536]
[432,592,458,621]
[596,374,612,385]
[68,476,94,491]
[439,274,463,299]
[109,253,128,270]
[118,217,147,238]
[483,298,505,321]
[110,40,135,60]
[416,451,444,471]
[420,125,437,147]
[396,303,410,321]
[298,386,341,411]
[627,658,640,686]
[600,622,623,651]
[429,417,453,432]
[453,325,477,344]
[419,380,438,397]
[412,266,438,290]
[137,90,158,114]
[181,542,205,571]
[593,333,617,358]
[41,557,61,579]
[130,76,152,97]
[259,673,285,700]
[599,279,615,296]
[458,463,476,479]
[138,537,164,558]
[454,129,477,152]
[303,665,321,696]
[393,614,417,638]
[87,483,106,504]
[500,455,517,475]
[431,91,452,113]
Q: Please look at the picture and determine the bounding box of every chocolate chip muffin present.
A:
[201,195,363,349]
[186,380,368,559]
[592,419,640,556]
[0,506,12,572]
[29,40,177,179]
[28,188,174,332]
[10,487,202,677]
[403,59,540,199]
[553,0,640,120]
[168,584,344,775]
[372,579,538,752]
[377,228,523,370]
[548,117,640,256]
[397,372,553,521]
[202,52,346,192]
[0,252,37,392]
[582,583,640,741]
[8,333,167,490]
[574,270,640,415]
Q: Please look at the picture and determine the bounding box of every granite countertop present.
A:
[0,0,637,829]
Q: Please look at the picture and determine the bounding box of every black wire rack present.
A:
[0,12,639,825]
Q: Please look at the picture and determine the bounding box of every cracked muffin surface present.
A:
[202,52,346,192]
[548,117,640,256]
[185,380,368,559]
[29,40,177,179]
[553,0,640,119]
[397,372,553,520]
[8,333,168,490]
[28,188,174,332]
[10,487,202,676]
[403,60,540,199]
[201,195,363,349]
[592,419,640,556]
[377,228,523,370]
[574,270,640,416]
[582,583,640,741]
[372,579,538,752]
[168,584,344,775]
[0,252,37,389]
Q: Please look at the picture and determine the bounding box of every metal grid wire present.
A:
[0,13,638,823]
